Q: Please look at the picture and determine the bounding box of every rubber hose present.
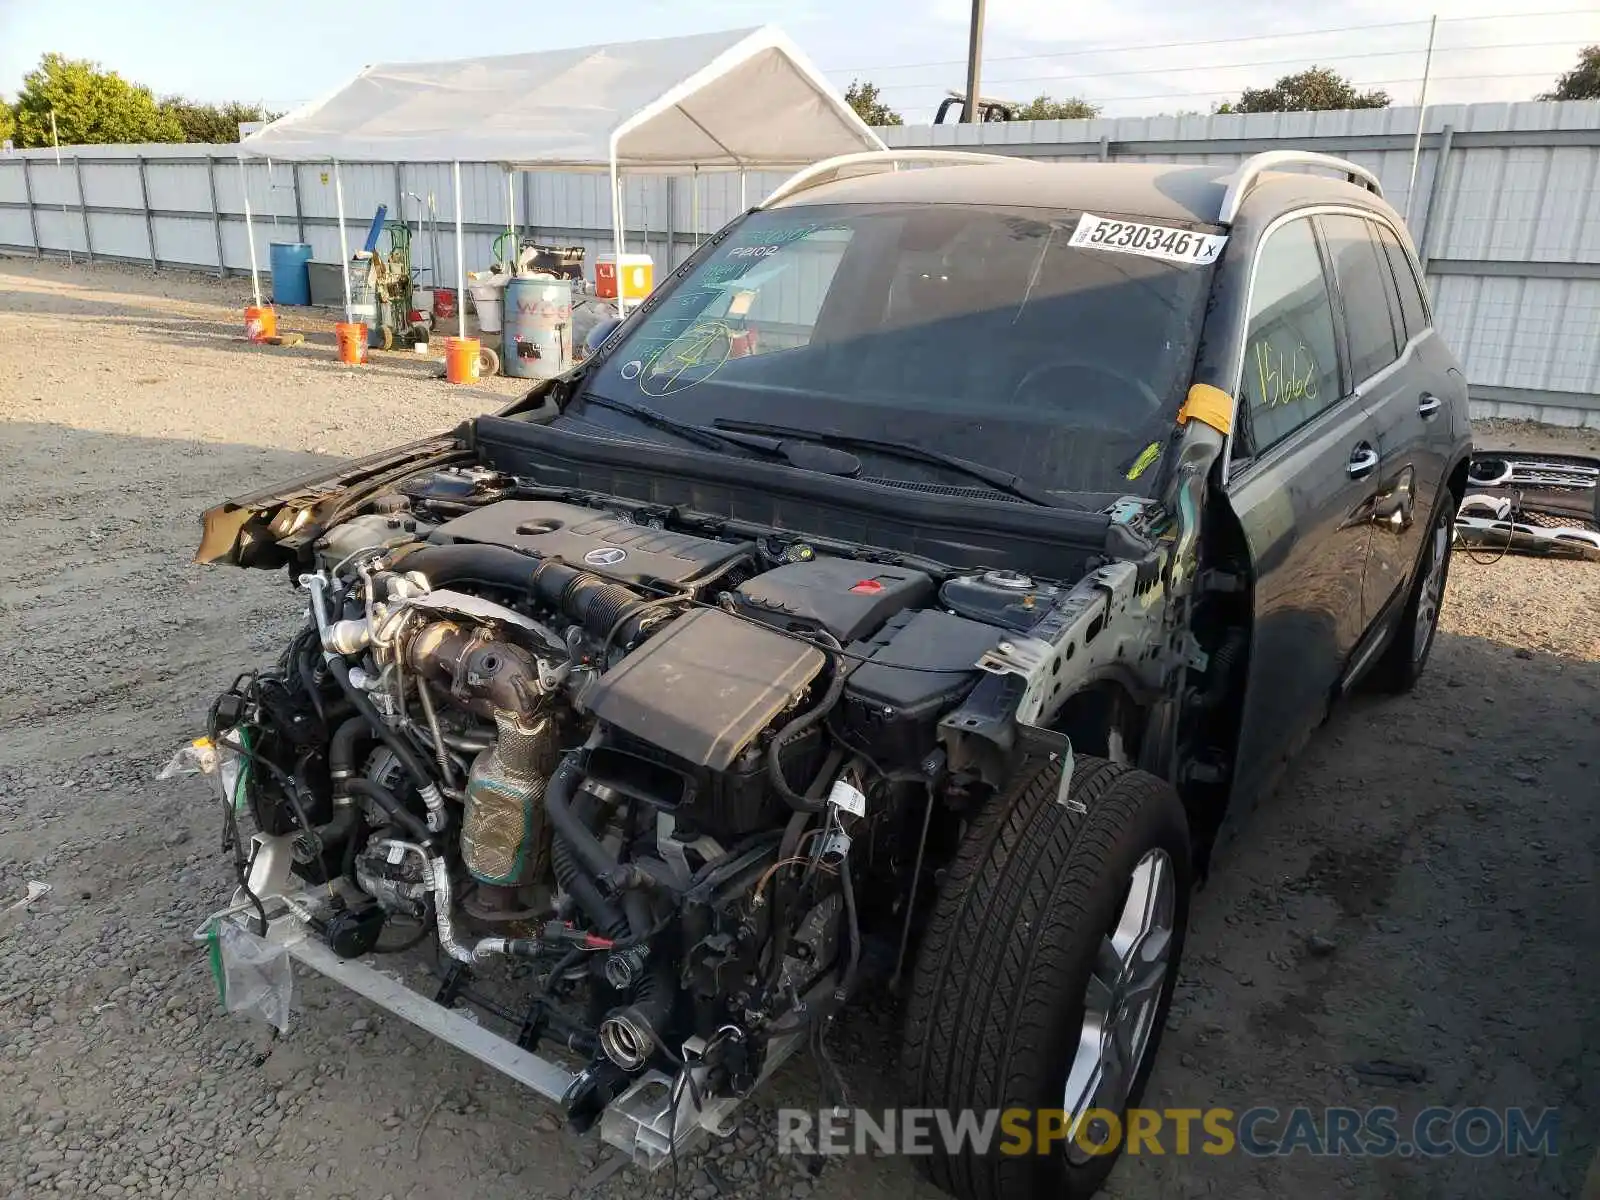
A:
[836,850,862,1002]
[345,779,433,846]
[764,748,846,995]
[767,639,847,813]
[552,830,630,940]
[544,754,624,886]
[309,805,360,877]
[621,889,653,943]
[394,543,537,593]
[328,715,370,782]
[326,657,436,794]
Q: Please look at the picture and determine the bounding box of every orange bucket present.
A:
[245,306,276,342]
[445,336,480,385]
[335,322,368,365]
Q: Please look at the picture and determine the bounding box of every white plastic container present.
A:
[467,272,509,335]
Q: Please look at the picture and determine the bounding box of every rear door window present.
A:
[1238,216,1343,454]
[1320,213,1401,383]
[1372,221,1432,340]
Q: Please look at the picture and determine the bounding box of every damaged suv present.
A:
[186,150,1470,1199]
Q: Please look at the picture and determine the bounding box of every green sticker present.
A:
[1125,442,1162,481]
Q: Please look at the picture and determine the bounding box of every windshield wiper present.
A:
[711,419,1073,509]
[573,395,860,476]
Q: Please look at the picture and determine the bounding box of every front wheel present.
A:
[899,755,1192,1200]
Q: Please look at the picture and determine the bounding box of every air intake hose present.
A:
[395,544,653,646]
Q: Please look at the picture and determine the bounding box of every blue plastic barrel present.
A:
[269,242,313,306]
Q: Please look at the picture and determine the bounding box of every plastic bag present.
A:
[205,919,293,1033]
[159,734,246,812]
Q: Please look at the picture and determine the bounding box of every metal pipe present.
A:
[19,158,40,257]
[506,168,516,268]
[50,111,71,266]
[334,160,352,320]
[71,155,93,262]
[205,155,225,277]
[290,162,304,244]
[453,160,466,340]
[609,153,625,313]
[135,156,157,269]
[1418,124,1455,272]
[239,159,262,308]
[963,0,987,124]
[1403,14,1439,228]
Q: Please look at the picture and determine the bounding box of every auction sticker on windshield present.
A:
[1068,213,1227,266]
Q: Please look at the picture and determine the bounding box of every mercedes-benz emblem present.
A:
[584,547,627,567]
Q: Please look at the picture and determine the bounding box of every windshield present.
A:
[571,201,1216,496]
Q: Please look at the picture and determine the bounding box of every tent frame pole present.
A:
[333,159,352,322]
[240,159,262,308]
[609,152,626,315]
[506,169,517,268]
[454,161,467,340]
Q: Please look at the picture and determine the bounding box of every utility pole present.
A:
[964,0,986,123]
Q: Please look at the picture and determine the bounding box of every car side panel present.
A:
[1225,401,1380,808]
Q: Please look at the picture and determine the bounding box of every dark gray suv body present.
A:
[194,150,1471,1200]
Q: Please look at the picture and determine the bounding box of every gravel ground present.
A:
[2,256,1596,1200]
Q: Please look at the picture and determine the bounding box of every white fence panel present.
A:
[0,163,27,205]
[152,215,218,268]
[4,98,1597,419]
[88,211,148,259]
[145,162,212,214]
[0,208,33,247]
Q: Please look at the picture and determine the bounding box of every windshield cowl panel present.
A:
[570,201,1216,497]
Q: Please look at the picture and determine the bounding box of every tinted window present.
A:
[1373,220,1431,339]
[581,203,1216,495]
[1240,217,1342,453]
[1321,213,1401,382]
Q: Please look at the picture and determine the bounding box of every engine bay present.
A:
[198,462,1174,1156]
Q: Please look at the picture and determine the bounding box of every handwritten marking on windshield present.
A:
[1252,339,1320,410]
[638,322,733,397]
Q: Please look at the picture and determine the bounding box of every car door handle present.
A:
[1418,393,1443,418]
[1348,444,1379,479]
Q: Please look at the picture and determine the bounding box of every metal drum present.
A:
[503,276,573,380]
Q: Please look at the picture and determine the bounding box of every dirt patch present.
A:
[2,256,1596,1200]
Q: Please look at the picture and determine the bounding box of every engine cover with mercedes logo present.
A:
[427,500,751,588]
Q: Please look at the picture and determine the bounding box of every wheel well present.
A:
[1446,456,1469,505]
[1178,494,1255,875]
[1049,679,1147,763]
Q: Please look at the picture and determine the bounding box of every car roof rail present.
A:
[759,149,1009,209]
[1217,151,1384,225]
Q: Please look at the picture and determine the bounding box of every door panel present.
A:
[1224,214,1378,805]
[1331,216,1449,630]
[1228,404,1380,804]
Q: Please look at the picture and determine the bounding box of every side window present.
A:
[1373,220,1432,340]
[1320,213,1401,383]
[1239,217,1343,454]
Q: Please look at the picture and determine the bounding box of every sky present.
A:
[1,0,1596,125]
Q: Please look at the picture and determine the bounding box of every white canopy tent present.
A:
[237,27,885,338]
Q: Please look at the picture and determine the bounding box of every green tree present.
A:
[1216,66,1389,114]
[844,78,903,126]
[0,101,15,146]
[1538,45,1600,100]
[11,53,183,147]
[161,98,284,144]
[1012,94,1101,120]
